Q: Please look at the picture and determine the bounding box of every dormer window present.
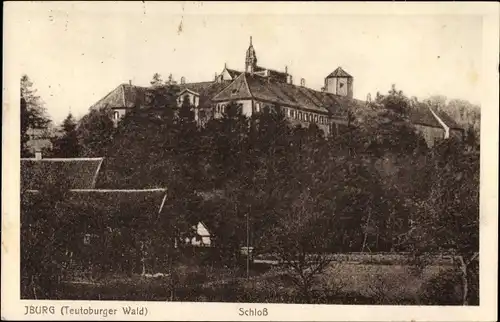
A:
[231,89,238,96]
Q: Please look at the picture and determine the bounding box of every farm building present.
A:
[21,156,213,276]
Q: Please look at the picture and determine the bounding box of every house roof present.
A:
[179,81,233,107]
[212,72,360,115]
[21,158,104,190]
[91,76,461,132]
[22,189,168,227]
[226,68,242,79]
[326,67,352,78]
[409,103,462,130]
[433,109,463,130]
[89,83,151,110]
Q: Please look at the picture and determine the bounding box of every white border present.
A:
[2,2,498,321]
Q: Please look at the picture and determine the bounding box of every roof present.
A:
[433,109,463,130]
[409,103,462,130]
[90,83,186,110]
[89,83,149,110]
[21,158,104,190]
[179,81,233,107]
[326,67,352,78]
[22,189,168,227]
[212,72,361,115]
[226,68,242,79]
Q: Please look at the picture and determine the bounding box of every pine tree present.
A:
[52,113,81,157]
[150,73,164,87]
[20,74,52,157]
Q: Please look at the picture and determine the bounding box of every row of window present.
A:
[254,102,329,125]
[215,103,243,114]
[285,107,329,125]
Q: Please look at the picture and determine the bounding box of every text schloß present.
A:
[239,307,268,316]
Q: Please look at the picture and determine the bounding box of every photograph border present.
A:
[2,2,498,321]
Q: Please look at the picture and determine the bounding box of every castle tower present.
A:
[245,36,258,74]
[325,67,353,98]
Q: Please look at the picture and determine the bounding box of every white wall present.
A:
[178,92,200,107]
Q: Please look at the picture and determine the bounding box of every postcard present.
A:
[2,1,498,321]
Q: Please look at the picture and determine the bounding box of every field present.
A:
[45,255,470,305]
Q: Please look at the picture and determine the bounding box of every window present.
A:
[314,115,318,123]
[256,102,261,113]
[113,111,120,120]
[83,233,91,245]
[299,112,303,120]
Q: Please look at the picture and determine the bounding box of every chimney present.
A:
[300,78,306,87]
[129,80,132,85]
[180,76,186,85]
[35,150,42,160]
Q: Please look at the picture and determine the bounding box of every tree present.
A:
[203,101,250,187]
[150,73,164,87]
[21,97,30,157]
[77,107,116,157]
[20,74,52,156]
[51,113,81,157]
[260,188,335,300]
[21,177,73,299]
[404,139,479,305]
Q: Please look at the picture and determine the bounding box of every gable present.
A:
[212,74,252,102]
[409,104,445,129]
[90,84,128,110]
[179,88,200,96]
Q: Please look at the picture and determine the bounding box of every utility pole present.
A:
[246,212,250,279]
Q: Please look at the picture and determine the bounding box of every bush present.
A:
[419,269,462,305]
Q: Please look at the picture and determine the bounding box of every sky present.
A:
[8,2,483,124]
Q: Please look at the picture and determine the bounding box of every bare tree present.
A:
[261,189,334,300]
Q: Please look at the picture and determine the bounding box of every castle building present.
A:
[89,37,462,145]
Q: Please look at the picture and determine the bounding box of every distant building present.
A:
[88,37,462,144]
[25,128,53,156]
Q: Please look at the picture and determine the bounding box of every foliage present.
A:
[424,95,481,151]
[22,80,480,304]
[51,113,81,157]
[77,107,116,157]
[150,73,164,87]
[403,138,479,304]
[419,269,462,305]
[20,74,52,157]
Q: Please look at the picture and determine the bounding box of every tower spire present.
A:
[245,36,257,74]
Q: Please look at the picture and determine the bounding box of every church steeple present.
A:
[245,36,257,74]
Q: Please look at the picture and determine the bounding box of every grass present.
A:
[44,260,460,304]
